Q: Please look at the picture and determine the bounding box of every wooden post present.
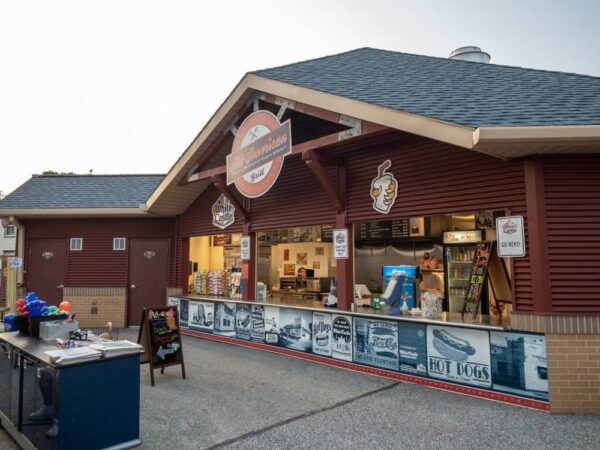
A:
[335,213,354,311]
[180,237,190,294]
[524,158,552,314]
[242,224,256,301]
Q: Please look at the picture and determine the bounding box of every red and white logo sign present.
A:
[226,110,292,198]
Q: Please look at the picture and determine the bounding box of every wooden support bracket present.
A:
[303,151,345,212]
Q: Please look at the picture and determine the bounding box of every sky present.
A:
[1,0,599,196]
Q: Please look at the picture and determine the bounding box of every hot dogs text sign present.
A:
[426,325,491,388]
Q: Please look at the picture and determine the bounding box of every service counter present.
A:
[171,295,550,411]
[0,332,141,450]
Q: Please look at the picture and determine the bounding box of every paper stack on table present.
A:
[45,347,102,366]
[89,340,143,357]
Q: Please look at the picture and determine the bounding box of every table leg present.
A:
[17,353,24,432]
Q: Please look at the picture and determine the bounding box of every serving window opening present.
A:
[186,233,244,299]
[256,224,336,307]
[353,211,512,325]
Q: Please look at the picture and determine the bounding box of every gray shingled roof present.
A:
[0,175,164,210]
[253,48,600,128]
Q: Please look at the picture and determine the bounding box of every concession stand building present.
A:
[2,48,600,414]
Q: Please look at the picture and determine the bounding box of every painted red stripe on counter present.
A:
[182,329,550,412]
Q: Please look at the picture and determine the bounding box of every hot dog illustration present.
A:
[370,160,398,214]
[315,333,329,347]
[432,328,476,362]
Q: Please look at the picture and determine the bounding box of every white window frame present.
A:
[113,237,127,251]
[4,225,16,238]
[70,238,83,251]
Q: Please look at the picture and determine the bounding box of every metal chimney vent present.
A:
[449,46,491,63]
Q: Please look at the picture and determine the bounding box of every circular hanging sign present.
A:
[226,110,292,198]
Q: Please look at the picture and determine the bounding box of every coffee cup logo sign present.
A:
[226,110,292,198]
[212,194,236,229]
[370,160,398,214]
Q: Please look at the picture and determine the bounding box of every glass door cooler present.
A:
[443,230,482,313]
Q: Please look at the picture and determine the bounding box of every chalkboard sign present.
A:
[462,241,494,320]
[138,306,186,386]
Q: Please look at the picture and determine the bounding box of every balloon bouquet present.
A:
[3,292,71,333]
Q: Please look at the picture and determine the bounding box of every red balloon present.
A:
[59,301,71,313]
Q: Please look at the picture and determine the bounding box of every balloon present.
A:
[27,299,48,317]
[59,301,71,313]
[16,298,29,316]
[47,305,59,314]
[3,313,18,331]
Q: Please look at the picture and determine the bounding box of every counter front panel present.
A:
[169,296,549,411]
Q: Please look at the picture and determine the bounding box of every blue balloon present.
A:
[3,313,18,331]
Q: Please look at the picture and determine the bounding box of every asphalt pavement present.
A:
[2,330,599,449]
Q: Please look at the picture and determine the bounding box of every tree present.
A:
[42,170,75,175]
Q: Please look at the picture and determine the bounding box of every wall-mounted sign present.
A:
[312,312,333,357]
[240,236,251,261]
[496,216,526,257]
[9,257,23,269]
[42,251,54,260]
[331,315,353,361]
[370,160,398,214]
[226,110,292,198]
[144,250,156,259]
[333,229,349,259]
[426,325,491,388]
[354,317,399,371]
[212,194,236,229]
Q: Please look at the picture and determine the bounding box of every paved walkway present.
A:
[2,330,599,449]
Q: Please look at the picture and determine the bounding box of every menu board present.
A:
[321,225,334,242]
[212,234,230,246]
[356,219,410,242]
[462,241,493,319]
[138,306,186,386]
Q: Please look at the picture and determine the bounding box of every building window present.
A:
[4,225,16,237]
[113,237,126,251]
[70,238,83,251]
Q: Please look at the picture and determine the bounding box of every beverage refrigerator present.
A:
[442,230,482,313]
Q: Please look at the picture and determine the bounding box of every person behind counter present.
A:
[296,267,307,289]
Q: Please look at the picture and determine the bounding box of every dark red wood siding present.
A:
[177,184,244,237]
[175,132,533,311]
[249,156,337,230]
[343,133,532,312]
[23,218,176,287]
[544,157,600,313]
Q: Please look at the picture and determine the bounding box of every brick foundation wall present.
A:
[547,334,600,414]
[63,287,127,329]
